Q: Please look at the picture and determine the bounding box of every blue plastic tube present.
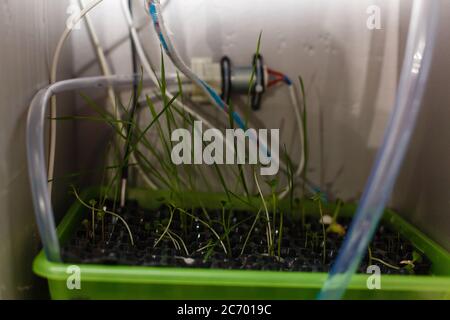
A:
[318,0,440,300]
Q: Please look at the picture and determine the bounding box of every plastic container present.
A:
[28,76,449,300]
[33,188,450,300]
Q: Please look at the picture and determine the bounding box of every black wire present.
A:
[120,0,140,207]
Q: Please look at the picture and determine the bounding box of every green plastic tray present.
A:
[33,189,450,300]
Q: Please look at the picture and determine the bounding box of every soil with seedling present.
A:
[62,201,431,274]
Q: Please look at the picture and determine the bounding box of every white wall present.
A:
[0,0,74,299]
[393,0,450,250]
[71,0,448,249]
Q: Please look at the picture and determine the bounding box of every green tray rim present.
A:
[33,188,450,293]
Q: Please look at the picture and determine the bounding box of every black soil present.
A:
[62,201,431,274]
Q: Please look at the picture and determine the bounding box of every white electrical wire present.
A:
[279,83,306,199]
[48,0,105,196]
[78,0,116,109]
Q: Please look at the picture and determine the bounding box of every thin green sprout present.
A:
[254,169,273,256]
[72,187,134,246]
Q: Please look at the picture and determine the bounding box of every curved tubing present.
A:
[27,75,167,262]
[49,0,105,197]
[318,0,439,300]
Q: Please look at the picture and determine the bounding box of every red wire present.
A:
[267,68,286,88]
[267,68,286,78]
[268,78,284,88]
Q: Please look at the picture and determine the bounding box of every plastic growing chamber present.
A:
[24,0,450,300]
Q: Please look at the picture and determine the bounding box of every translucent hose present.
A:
[27,75,173,262]
[318,0,439,300]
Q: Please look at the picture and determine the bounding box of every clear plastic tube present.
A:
[27,75,172,262]
[318,0,439,300]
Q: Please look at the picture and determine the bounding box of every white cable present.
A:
[48,0,105,197]
[79,0,116,110]
[279,83,306,199]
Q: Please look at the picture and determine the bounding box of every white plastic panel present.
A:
[0,0,74,298]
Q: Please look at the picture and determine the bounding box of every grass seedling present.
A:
[304,224,311,249]
[312,193,327,265]
[266,178,283,258]
[278,208,284,258]
[72,187,134,246]
[368,248,422,274]
[154,206,174,249]
[220,200,232,256]
[298,75,309,186]
[254,169,274,256]
[282,145,295,213]
[168,229,190,256]
[326,199,346,237]
[245,31,263,126]
[82,219,90,240]
[97,210,105,242]
[172,204,228,256]
[79,81,184,194]
[227,101,250,199]
[238,207,261,256]
[89,199,97,243]
[367,247,400,270]
[400,251,423,274]
[298,75,309,228]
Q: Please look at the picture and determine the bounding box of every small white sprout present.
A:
[320,215,333,225]
[176,257,195,265]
